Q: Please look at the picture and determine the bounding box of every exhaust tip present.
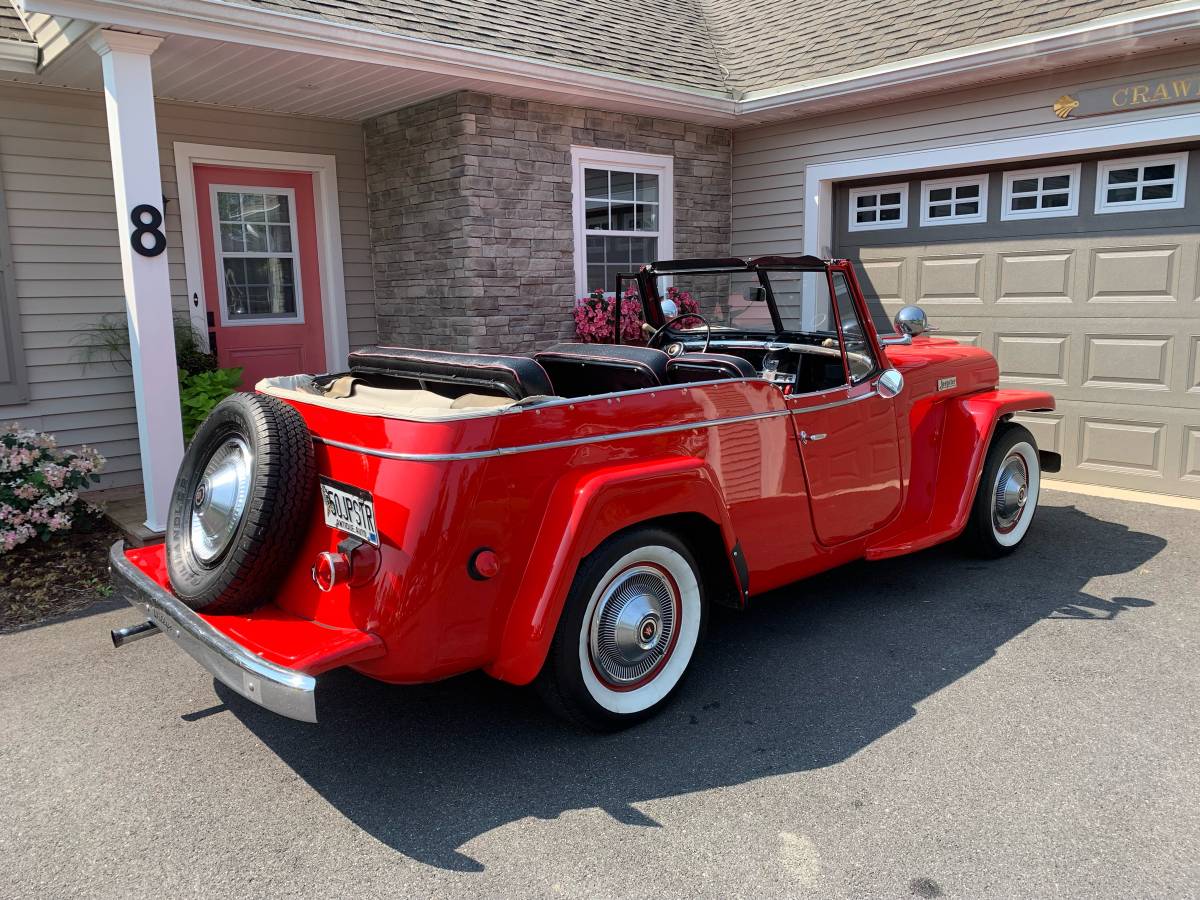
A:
[111,620,161,648]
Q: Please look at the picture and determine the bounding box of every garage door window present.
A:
[1095,153,1188,214]
[1001,164,1080,221]
[848,184,907,231]
[920,175,988,226]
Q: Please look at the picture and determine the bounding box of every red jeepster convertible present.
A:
[110,256,1057,729]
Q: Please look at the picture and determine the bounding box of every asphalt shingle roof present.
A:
[0,1,34,45]
[243,0,1178,95]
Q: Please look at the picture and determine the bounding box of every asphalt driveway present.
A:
[2,490,1198,899]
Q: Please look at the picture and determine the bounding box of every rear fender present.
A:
[484,457,737,685]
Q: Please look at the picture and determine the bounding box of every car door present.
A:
[788,268,902,545]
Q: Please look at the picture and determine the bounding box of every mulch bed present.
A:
[0,520,123,633]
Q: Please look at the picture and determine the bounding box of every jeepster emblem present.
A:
[1053,94,1079,119]
[938,376,957,391]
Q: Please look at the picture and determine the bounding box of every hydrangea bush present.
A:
[573,286,699,344]
[0,423,104,553]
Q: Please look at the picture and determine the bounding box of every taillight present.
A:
[312,551,351,592]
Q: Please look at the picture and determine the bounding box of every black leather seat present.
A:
[348,346,555,400]
[666,352,758,384]
[534,343,670,397]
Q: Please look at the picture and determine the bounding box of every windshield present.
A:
[656,269,837,335]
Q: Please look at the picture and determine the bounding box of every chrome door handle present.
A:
[799,431,827,444]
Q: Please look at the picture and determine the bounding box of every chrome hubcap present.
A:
[190,435,252,563]
[589,565,678,686]
[993,453,1029,535]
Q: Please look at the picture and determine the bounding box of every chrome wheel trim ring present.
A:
[577,545,703,715]
[190,435,253,563]
[588,563,680,689]
[992,452,1029,535]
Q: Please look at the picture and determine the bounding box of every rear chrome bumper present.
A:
[108,542,318,723]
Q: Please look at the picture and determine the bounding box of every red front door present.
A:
[194,165,326,388]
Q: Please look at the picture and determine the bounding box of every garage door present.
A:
[837,146,1200,499]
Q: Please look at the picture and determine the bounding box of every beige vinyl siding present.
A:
[0,82,376,487]
[731,49,1200,257]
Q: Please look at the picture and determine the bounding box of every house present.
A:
[0,0,1197,532]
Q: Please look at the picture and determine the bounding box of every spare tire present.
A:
[166,392,315,614]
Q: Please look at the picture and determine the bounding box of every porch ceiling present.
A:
[11,31,491,121]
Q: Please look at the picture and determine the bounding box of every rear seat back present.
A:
[534,343,669,397]
[348,346,554,400]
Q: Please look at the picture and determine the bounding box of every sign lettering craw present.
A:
[1052,72,1200,120]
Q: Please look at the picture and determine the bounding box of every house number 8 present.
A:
[130,204,167,257]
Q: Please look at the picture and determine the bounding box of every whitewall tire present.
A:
[964,423,1041,557]
[536,528,707,730]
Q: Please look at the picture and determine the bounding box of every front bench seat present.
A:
[534,343,670,397]
[666,352,758,384]
[347,346,555,400]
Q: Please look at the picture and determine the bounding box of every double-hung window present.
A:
[571,147,673,296]
[1095,153,1188,213]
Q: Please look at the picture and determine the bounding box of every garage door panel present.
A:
[1078,417,1166,477]
[1184,427,1200,484]
[995,333,1070,385]
[997,249,1075,305]
[915,254,985,305]
[1011,412,1062,455]
[1082,335,1173,392]
[1087,244,1182,304]
[1190,337,1200,392]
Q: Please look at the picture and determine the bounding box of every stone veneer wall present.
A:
[364,91,732,353]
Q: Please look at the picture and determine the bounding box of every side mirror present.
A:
[893,305,931,337]
[748,286,767,303]
[660,298,679,318]
[876,368,904,399]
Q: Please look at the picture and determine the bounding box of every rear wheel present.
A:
[962,423,1041,557]
[536,528,707,730]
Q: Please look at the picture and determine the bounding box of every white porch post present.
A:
[90,30,184,533]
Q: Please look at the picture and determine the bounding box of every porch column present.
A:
[90,30,183,533]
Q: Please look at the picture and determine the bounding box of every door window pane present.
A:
[214,189,301,321]
[831,271,876,382]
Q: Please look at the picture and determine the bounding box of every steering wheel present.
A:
[647,312,712,354]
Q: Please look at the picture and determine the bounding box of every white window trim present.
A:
[173,142,348,366]
[847,183,908,231]
[570,146,673,297]
[1000,163,1081,221]
[209,184,305,328]
[919,174,988,226]
[1094,151,1189,214]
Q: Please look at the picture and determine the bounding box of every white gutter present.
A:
[737,0,1200,114]
[18,0,1200,122]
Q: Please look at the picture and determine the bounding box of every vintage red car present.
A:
[110,255,1057,729]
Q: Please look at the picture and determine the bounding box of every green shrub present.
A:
[179,367,243,443]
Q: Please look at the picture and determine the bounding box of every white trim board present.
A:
[172,142,349,369]
[803,110,1200,257]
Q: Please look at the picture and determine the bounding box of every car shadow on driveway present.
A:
[216,503,1164,871]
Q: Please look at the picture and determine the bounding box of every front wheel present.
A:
[962,422,1041,557]
[536,528,707,730]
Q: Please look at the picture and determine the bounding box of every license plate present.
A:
[319,477,379,545]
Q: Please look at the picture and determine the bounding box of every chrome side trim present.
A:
[314,407,795,462]
[108,542,318,723]
[789,389,879,414]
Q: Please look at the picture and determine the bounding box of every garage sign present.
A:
[1053,72,1200,119]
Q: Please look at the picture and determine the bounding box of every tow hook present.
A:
[111,619,161,648]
